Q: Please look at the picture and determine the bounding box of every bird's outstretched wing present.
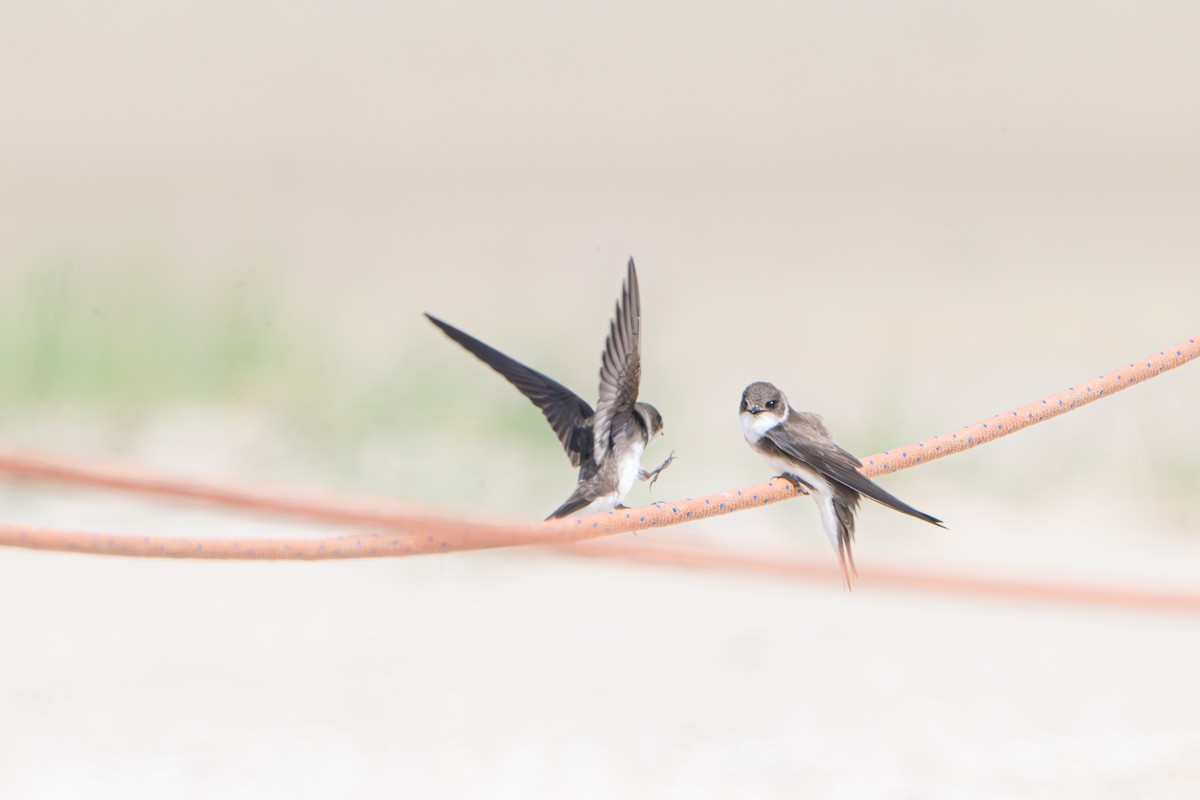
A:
[425,313,595,467]
[766,421,944,527]
[591,258,642,466]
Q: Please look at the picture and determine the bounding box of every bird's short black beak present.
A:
[748,406,764,415]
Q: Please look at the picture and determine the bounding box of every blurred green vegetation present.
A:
[1,256,294,409]
[0,255,566,452]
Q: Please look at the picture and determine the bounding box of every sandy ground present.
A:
[2,430,1198,800]
[2,1,1200,797]
[1,487,1199,800]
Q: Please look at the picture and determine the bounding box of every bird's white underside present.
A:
[741,407,841,550]
[574,439,646,516]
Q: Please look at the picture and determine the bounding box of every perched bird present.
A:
[426,258,673,519]
[739,381,944,585]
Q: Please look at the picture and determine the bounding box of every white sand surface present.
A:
[2,473,1198,799]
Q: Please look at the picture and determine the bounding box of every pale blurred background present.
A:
[2,1,1199,797]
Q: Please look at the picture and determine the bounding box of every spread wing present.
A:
[425,313,595,467]
[591,258,642,466]
[766,417,944,527]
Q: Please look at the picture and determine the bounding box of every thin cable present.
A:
[0,333,1196,560]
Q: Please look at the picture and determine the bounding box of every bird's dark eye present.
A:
[765,399,777,409]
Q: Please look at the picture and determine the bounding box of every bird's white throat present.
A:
[740,407,786,444]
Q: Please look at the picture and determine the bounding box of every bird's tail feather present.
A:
[546,494,590,520]
[834,497,858,590]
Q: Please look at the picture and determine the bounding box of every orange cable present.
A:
[0,450,467,533]
[0,332,1196,562]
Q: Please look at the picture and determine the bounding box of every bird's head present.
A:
[634,402,665,443]
[739,381,788,440]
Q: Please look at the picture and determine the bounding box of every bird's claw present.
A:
[776,474,811,495]
[645,451,676,491]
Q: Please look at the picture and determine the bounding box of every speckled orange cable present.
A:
[0,333,1196,561]
[0,449,465,533]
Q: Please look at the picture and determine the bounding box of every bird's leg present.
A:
[639,451,676,491]
[775,474,812,496]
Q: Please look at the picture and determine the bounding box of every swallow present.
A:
[740,381,944,586]
[426,258,673,518]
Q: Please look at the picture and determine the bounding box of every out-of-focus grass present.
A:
[1,256,297,411]
[0,255,560,454]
